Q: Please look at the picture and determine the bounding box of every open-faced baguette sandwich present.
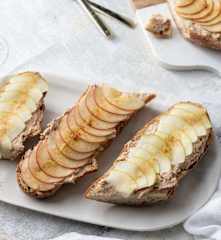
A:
[168,0,221,50]
[0,72,48,160]
[17,84,155,198]
[86,102,212,205]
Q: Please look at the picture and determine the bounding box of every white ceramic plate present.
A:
[0,73,220,231]
[137,4,221,76]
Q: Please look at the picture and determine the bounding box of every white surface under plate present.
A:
[0,73,220,231]
[137,4,221,76]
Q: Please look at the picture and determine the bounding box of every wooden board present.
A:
[133,0,166,8]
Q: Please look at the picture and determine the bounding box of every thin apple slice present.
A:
[36,141,74,178]
[75,105,116,137]
[114,161,154,190]
[156,132,185,164]
[53,130,94,159]
[157,115,193,156]
[174,103,211,129]
[176,0,195,7]
[20,156,56,192]
[139,134,165,149]
[58,123,100,153]
[0,92,36,113]
[155,152,172,173]
[66,109,110,143]
[86,87,129,123]
[78,95,118,130]
[9,72,48,93]
[200,12,221,26]
[197,0,221,22]
[102,85,145,111]
[60,113,105,144]
[128,147,160,173]
[47,133,91,169]
[137,134,172,173]
[94,86,131,115]
[106,169,137,195]
[179,0,213,19]
[5,83,43,104]
[176,0,207,15]
[0,100,31,122]
[170,107,207,137]
[160,113,197,142]
[202,22,221,32]
[28,148,63,184]
[0,112,25,140]
[124,158,156,189]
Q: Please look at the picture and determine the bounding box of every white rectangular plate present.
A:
[0,73,220,231]
[137,4,221,76]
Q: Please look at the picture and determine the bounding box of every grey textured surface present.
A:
[0,0,220,239]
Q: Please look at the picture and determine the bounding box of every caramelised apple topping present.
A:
[0,72,48,156]
[106,102,211,196]
[145,14,173,38]
[176,0,221,33]
[20,85,154,192]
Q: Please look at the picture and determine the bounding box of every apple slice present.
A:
[47,133,91,169]
[160,113,197,142]
[78,95,118,130]
[28,148,63,184]
[124,158,156,188]
[53,130,94,159]
[139,134,165,149]
[60,113,105,145]
[9,72,48,93]
[5,83,43,104]
[170,107,207,137]
[157,115,193,156]
[137,134,172,173]
[102,85,145,111]
[0,100,31,122]
[155,152,172,173]
[20,156,56,192]
[36,141,74,178]
[106,169,137,195]
[176,0,195,7]
[197,0,221,22]
[200,12,221,26]
[176,0,207,15]
[0,112,25,140]
[58,123,100,153]
[0,134,12,153]
[178,0,213,19]
[202,22,221,32]
[75,106,116,137]
[94,86,131,115]
[86,87,129,123]
[156,132,185,164]
[128,147,160,173]
[114,161,155,190]
[174,103,211,129]
[0,92,36,113]
[66,109,110,143]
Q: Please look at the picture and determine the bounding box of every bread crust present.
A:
[168,0,221,50]
[85,102,213,205]
[17,86,156,199]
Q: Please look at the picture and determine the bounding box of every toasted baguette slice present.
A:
[17,85,155,198]
[168,0,221,50]
[86,102,213,205]
[0,72,48,160]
